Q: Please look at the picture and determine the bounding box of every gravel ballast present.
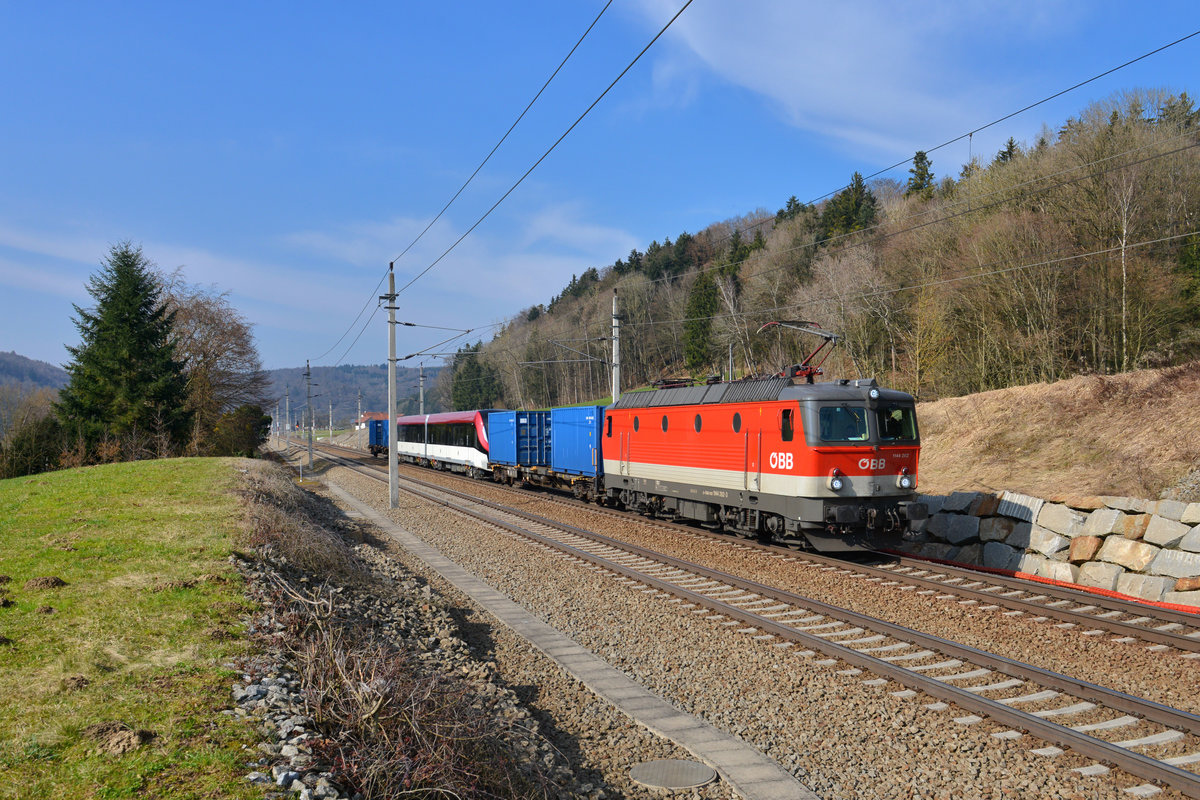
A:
[276,446,1194,799]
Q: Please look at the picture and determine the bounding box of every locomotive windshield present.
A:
[877,404,917,441]
[819,406,869,442]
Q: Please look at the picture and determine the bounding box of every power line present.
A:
[393,0,696,298]
[388,0,614,267]
[313,1,613,365]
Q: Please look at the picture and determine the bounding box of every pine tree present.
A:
[817,172,877,243]
[56,243,192,453]
[904,150,934,200]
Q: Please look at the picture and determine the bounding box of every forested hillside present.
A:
[442,90,1200,409]
[267,364,438,425]
[0,351,67,390]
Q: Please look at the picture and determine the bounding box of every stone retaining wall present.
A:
[896,490,1200,607]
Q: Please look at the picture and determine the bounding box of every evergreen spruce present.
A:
[56,243,192,453]
[683,271,720,373]
[904,150,935,200]
[817,172,877,243]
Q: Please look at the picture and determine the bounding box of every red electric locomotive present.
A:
[600,376,927,551]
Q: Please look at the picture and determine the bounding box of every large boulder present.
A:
[1037,503,1088,537]
[1029,527,1068,556]
[1081,508,1124,536]
[945,515,981,545]
[982,541,1018,571]
[1144,516,1191,548]
[1038,561,1079,584]
[1077,561,1124,591]
[1068,536,1103,563]
[979,517,1015,542]
[998,491,1044,522]
[1115,573,1175,603]
[1096,537,1159,572]
[1148,549,1200,579]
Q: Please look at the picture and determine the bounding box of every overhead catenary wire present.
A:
[312,1,614,365]
[392,0,696,299]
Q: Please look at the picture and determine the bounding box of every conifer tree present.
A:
[817,172,877,243]
[683,271,720,373]
[56,243,192,452]
[904,150,935,200]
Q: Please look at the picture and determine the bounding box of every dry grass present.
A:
[918,360,1200,498]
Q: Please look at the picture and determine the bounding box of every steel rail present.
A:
[306,443,1200,796]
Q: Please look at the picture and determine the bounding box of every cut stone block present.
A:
[1148,548,1200,579]
[926,513,952,539]
[945,514,981,545]
[1120,514,1152,541]
[954,543,982,566]
[982,541,1018,570]
[942,491,980,513]
[1151,500,1188,521]
[1046,493,1106,510]
[1037,503,1088,537]
[1029,526,1068,556]
[979,517,1015,542]
[1176,576,1200,592]
[1182,527,1200,553]
[1100,496,1148,513]
[1068,536,1103,563]
[1163,590,1200,608]
[919,494,946,515]
[1082,508,1124,536]
[1097,537,1159,572]
[1005,522,1032,549]
[1077,561,1124,592]
[1145,516,1191,548]
[918,542,954,561]
[1038,561,1079,584]
[998,491,1044,523]
[1183,503,1200,525]
[968,493,1001,517]
[1014,552,1048,575]
[1116,573,1175,603]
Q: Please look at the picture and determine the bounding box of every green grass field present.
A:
[0,458,260,800]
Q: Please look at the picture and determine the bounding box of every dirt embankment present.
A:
[916,360,1200,501]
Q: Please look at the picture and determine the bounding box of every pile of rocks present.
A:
[898,490,1200,606]
[227,525,585,799]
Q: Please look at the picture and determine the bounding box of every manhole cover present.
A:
[629,759,717,790]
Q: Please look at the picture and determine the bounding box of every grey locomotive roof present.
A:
[610,377,915,409]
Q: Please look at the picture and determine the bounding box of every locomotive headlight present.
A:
[828,468,845,492]
[868,387,880,400]
[896,467,914,490]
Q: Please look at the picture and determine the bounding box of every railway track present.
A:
[302,441,1200,797]
[319,440,1200,657]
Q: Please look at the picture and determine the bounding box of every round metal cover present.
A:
[629,758,716,790]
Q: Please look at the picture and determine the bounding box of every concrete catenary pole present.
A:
[328,400,333,444]
[357,390,363,451]
[611,289,621,404]
[305,361,314,468]
[284,389,290,446]
[419,363,425,415]
[383,264,399,508]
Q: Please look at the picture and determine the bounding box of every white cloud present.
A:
[632,0,1086,158]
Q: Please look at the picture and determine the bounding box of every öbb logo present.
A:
[769,452,794,470]
[858,458,887,470]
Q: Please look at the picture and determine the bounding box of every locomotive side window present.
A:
[818,406,869,442]
[733,412,742,433]
[661,415,668,432]
[633,416,640,432]
[877,405,917,441]
[781,408,794,442]
[694,414,702,432]
[606,416,612,437]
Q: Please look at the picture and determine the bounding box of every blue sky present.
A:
[3,1,1199,374]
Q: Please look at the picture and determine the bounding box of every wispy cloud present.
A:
[634,0,1086,158]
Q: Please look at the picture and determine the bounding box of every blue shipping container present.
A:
[550,406,604,477]
[488,411,550,467]
[368,419,389,450]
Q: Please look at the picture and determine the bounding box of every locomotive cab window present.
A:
[877,405,917,441]
[781,408,794,442]
[818,406,869,442]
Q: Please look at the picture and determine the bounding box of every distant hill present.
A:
[0,352,68,391]
[265,364,441,426]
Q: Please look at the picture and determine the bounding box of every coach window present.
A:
[781,408,794,442]
[633,416,639,432]
[661,415,668,432]
[694,413,702,432]
[733,412,742,433]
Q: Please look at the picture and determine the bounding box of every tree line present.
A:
[1,243,271,478]
[441,89,1200,410]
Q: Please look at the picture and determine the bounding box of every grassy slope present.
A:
[917,360,1200,499]
[0,458,258,800]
